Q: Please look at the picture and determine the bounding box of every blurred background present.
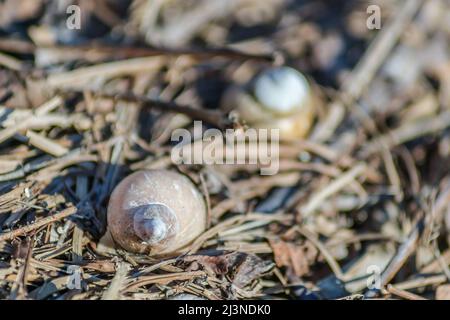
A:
[1,0,450,300]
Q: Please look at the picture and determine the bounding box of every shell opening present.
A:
[132,203,178,246]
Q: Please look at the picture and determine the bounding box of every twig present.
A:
[41,43,275,63]
[393,275,447,291]
[67,89,231,129]
[293,226,345,280]
[46,56,166,88]
[8,236,34,300]
[25,130,69,157]
[386,284,427,300]
[199,172,212,229]
[123,271,206,292]
[0,37,35,54]
[363,111,450,156]
[0,207,77,242]
[102,261,130,300]
[300,163,367,218]
[188,213,289,254]
[380,217,424,287]
[0,52,23,71]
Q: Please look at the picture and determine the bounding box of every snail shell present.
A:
[221,66,315,140]
[107,170,206,255]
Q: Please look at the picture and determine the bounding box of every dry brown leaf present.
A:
[436,284,450,300]
[184,252,273,288]
[232,253,274,289]
[269,239,318,277]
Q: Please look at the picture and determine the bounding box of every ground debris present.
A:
[0,0,449,300]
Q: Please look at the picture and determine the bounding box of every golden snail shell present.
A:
[221,66,315,140]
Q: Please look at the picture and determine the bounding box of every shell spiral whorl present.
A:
[132,203,179,245]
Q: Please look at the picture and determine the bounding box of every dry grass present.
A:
[0,0,450,300]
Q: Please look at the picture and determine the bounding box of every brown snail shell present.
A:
[221,66,315,140]
[107,169,206,256]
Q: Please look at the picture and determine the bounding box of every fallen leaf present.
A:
[183,252,273,288]
[269,238,318,277]
[232,254,274,289]
[436,284,450,300]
